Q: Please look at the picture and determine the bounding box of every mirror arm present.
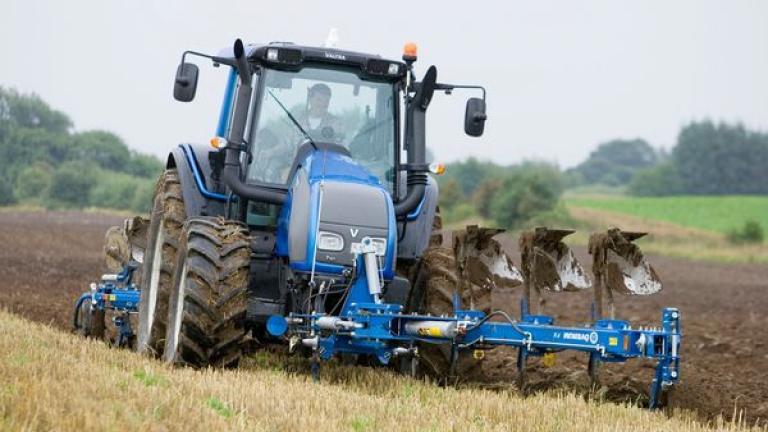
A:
[179,50,237,69]
[434,83,486,101]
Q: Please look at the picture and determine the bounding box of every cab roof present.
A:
[216,42,407,80]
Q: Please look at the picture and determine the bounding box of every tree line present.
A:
[436,120,768,230]
[437,158,566,229]
[566,121,768,196]
[0,87,162,211]
[3,85,764,226]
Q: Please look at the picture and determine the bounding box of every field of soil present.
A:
[1,210,766,423]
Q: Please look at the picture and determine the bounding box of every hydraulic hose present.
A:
[466,310,531,339]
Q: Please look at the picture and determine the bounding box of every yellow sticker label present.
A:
[109,294,117,301]
[542,352,556,367]
[609,337,618,346]
[417,328,443,337]
[473,350,485,360]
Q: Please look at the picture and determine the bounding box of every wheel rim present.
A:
[167,257,188,361]
[139,217,164,348]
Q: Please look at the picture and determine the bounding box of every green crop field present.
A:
[565,196,768,235]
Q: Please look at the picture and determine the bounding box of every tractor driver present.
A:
[251,83,347,184]
[299,83,345,143]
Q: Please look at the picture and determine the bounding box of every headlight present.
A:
[351,238,387,256]
[317,231,344,252]
[369,238,387,256]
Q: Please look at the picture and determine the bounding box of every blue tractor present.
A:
[74,39,681,408]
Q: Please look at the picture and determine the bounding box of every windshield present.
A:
[246,67,397,191]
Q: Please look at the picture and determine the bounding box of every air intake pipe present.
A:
[394,65,437,217]
[221,39,287,205]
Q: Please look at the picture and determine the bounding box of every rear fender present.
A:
[166,144,227,218]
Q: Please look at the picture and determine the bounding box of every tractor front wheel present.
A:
[136,169,186,357]
[163,217,250,368]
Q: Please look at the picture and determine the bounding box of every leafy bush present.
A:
[727,220,764,244]
[443,202,477,224]
[126,152,163,178]
[47,161,98,208]
[489,163,563,229]
[438,179,462,210]
[69,131,132,172]
[627,163,684,196]
[520,202,578,230]
[13,163,52,203]
[0,176,15,205]
[129,180,155,213]
[441,157,506,197]
[89,171,152,211]
[472,178,502,219]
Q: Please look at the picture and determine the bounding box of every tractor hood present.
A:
[276,149,396,279]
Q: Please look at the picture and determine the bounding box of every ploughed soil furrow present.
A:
[0,211,124,330]
[1,210,766,422]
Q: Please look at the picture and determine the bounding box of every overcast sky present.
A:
[1,1,766,168]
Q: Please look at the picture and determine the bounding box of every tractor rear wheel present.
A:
[402,210,493,382]
[409,249,488,381]
[163,217,250,368]
[136,169,186,357]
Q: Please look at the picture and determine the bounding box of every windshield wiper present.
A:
[266,89,318,150]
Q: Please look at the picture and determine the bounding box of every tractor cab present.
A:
[173,40,488,255]
[245,61,399,190]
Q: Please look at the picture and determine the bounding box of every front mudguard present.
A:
[166,144,227,218]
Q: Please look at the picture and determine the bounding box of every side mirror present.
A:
[464,97,487,137]
[173,63,199,102]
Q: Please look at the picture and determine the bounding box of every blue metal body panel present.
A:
[276,149,396,279]
[216,68,237,138]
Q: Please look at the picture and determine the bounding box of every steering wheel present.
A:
[349,119,390,160]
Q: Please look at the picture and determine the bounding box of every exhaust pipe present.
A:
[221,39,287,205]
[394,66,437,217]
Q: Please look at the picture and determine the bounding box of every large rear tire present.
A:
[163,218,250,368]
[136,169,186,357]
[402,210,493,381]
